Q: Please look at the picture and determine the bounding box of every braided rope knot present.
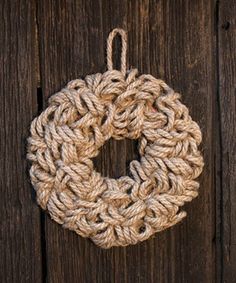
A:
[27,28,204,248]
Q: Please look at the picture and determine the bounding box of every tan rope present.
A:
[27,28,204,248]
[107,28,127,75]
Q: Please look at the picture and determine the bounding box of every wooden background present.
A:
[1,0,235,282]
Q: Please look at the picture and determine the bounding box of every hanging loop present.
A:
[107,28,127,75]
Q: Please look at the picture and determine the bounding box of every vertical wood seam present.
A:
[215,0,224,282]
[35,1,48,282]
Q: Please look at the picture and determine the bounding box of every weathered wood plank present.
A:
[0,1,42,282]
[218,1,236,281]
[37,0,215,282]
[127,1,216,282]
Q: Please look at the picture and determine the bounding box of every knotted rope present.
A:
[27,28,204,248]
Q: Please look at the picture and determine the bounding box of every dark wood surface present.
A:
[218,1,236,282]
[1,0,235,282]
[0,1,42,283]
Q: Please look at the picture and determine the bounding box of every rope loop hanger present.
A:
[106,28,127,75]
[27,28,204,248]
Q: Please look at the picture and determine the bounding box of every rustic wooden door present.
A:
[1,1,235,282]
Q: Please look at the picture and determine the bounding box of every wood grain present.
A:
[37,0,215,282]
[0,1,42,282]
[218,0,236,281]
[2,0,236,282]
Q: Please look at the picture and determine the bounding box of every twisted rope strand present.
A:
[107,28,127,75]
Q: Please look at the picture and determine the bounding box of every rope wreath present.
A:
[27,29,204,248]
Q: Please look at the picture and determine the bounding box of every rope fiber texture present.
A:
[27,28,204,248]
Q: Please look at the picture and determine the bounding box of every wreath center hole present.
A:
[93,138,140,179]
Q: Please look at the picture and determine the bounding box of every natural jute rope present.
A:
[27,28,204,248]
